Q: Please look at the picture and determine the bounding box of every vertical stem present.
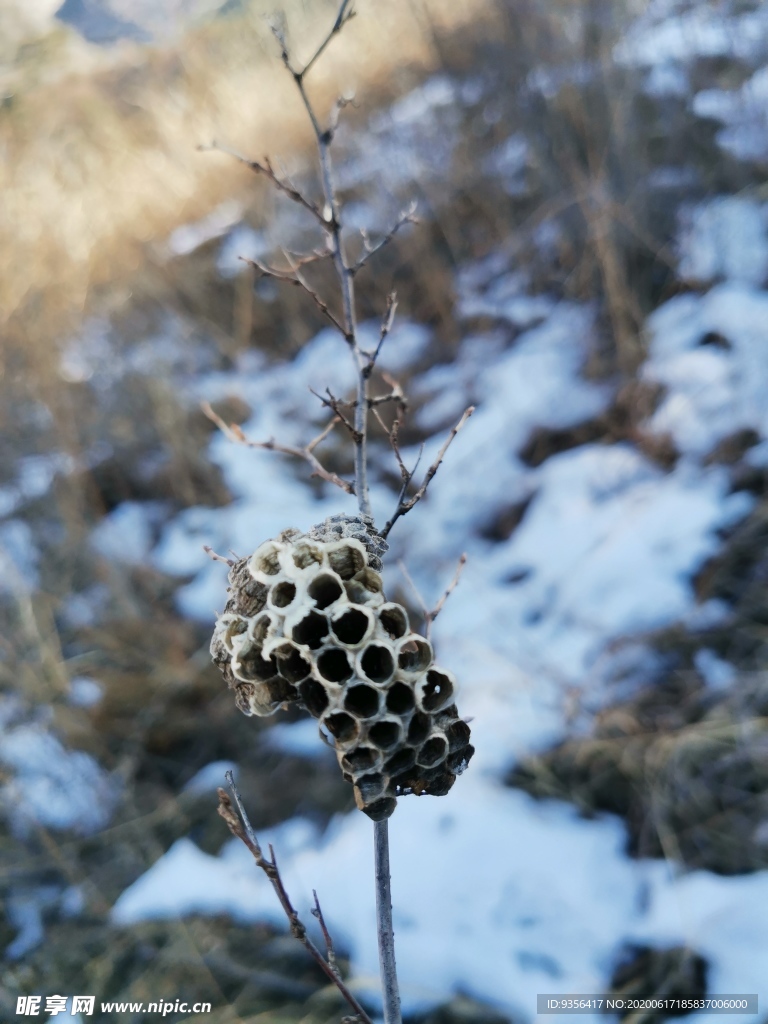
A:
[374,819,402,1024]
[293,75,372,518]
[287,18,395,1014]
[319,141,371,520]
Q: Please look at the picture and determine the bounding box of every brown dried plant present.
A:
[204,4,474,1021]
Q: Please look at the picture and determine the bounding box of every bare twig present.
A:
[272,11,372,519]
[397,558,429,624]
[430,553,468,627]
[281,245,334,268]
[364,293,398,376]
[316,379,403,412]
[393,439,425,508]
[199,142,326,227]
[312,889,341,979]
[203,545,235,567]
[241,256,348,338]
[369,388,404,408]
[399,553,468,640]
[295,0,356,79]
[352,206,417,277]
[218,776,372,1024]
[374,819,401,1024]
[380,407,475,540]
[202,401,353,495]
[327,94,357,143]
[310,387,361,442]
[306,416,340,453]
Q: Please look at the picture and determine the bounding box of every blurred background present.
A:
[2,0,768,1020]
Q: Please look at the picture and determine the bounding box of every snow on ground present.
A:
[166,200,244,258]
[112,782,768,1019]
[0,707,119,837]
[614,0,768,83]
[182,760,239,796]
[113,786,650,1017]
[614,0,768,161]
[643,282,768,458]
[693,65,768,163]
[676,197,768,287]
[90,499,169,565]
[110,215,768,1017]
[0,519,39,595]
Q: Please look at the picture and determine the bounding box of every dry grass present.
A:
[0,0,496,346]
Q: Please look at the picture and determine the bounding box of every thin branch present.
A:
[327,94,357,144]
[351,207,417,277]
[202,401,353,495]
[374,820,401,1024]
[296,0,356,79]
[380,407,475,540]
[241,256,348,338]
[369,389,404,408]
[373,398,423,499]
[281,245,334,268]
[272,10,371,518]
[364,293,398,376]
[306,416,340,454]
[312,890,341,979]
[397,559,429,625]
[310,387,361,442]
[199,142,326,227]
[203,545,235,567]
[218,776,373,1024]
[316,381,404,412]
[398,553,467,640]
[430,553,468,627]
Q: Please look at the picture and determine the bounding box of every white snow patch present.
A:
[182,760,238,795]
[90,500,166,565]
[0,726,119,835]
[677,197,768,287]
[644,284,768,457]
[167,200,243,257]
[68,676,104,708]
[457,266,555,327]
[403,302,613,558]
[265,718,335,759]
[693,648,736,691]
[629,868,768,999]
[112,817,319,927]
[112,791,768,1020]
[0,519,39,595]
[5,887,59,960]
[615,2,768,70]
[693,67,768,163]
[0,452,77,516]
[484,133,529,195]
[338,75,463,221]
[216,224,269,278]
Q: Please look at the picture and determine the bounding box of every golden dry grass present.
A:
[0,0,496,345]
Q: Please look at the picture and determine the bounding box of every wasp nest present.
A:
[210,515,474,821]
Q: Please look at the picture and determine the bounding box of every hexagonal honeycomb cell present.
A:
[210,516,474,819]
